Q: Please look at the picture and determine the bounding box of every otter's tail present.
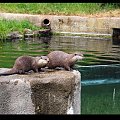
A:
[0,68,17,76]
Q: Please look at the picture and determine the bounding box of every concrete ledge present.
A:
[0,13,120,34]
[0,68,81,114]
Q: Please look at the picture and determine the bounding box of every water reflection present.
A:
[0,36,120,68]
[0,37,51,67]
[49,36,120,65]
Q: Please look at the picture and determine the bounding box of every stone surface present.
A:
[0,68,81,114]
[7,31,23,40]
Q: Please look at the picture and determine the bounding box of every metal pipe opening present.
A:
[41,19,51,29]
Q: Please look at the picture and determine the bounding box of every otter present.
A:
[46,51,83,71]
[0,55,49,76]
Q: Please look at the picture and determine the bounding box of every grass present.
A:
[0,18,41,39]
[0,3,119,16]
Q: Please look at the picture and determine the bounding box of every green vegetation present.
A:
[0,3,119,39]
[0,18,41,39]
[0,3,119,40]
[0,3,119,16]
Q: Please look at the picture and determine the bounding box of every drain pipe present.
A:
[41,18,51,29]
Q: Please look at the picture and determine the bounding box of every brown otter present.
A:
[0,55,49,76]
[46,51,84,71]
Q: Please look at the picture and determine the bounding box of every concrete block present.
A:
[0,68,81,114]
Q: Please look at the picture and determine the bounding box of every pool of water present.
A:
[0,36,120,114]
[77,64,120,114]
[0,36,120,68]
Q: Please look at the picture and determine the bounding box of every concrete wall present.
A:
[0,68,81,114]
[0,13,120,35]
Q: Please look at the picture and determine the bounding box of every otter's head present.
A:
[36,56,49,67]
[72,53,84,62]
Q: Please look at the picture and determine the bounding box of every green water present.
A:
[77,64,120,114]
[0,36,120,114]
[0,36,120,68]
[82,83,120,114]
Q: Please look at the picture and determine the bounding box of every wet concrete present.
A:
[0,13,120,35]
[0,68,81,114]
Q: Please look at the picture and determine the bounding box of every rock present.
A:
[23,28,52,38]
[23,28,34,38]
[23,28,33,34]
[0,68,81,114]
[24,33,34,38]
[38,29,52,37]
[7,31,23,40]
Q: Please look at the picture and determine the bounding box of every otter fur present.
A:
[0,55,49,76]
[46,51,83,71]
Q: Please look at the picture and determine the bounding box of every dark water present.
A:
[0,36,120,114]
